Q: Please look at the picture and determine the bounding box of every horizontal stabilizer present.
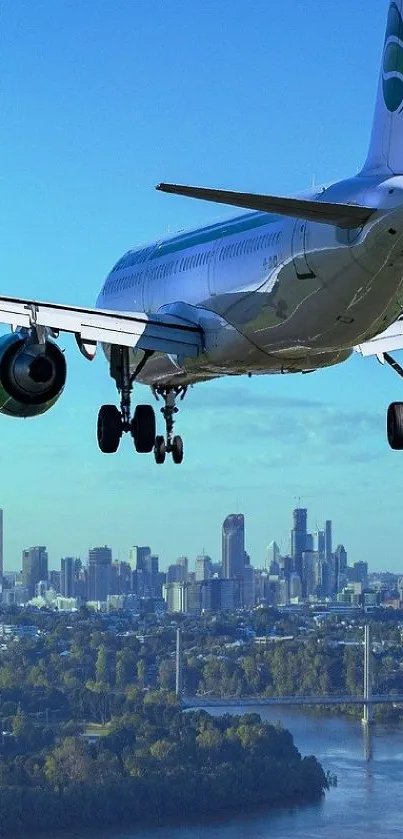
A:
[156,183,375,230]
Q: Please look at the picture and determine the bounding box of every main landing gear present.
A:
[96,347,187,464]
[383,352,403,450]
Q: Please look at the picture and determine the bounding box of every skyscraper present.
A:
[222,514,245,580]
[60,557,75,598]
[130,546,151,571]
[313,530,326,558]
[334,544,348,593]
[195,555,213,582]
[22,546,48,598]
[88,546,112,602]
[0,509,3,582]
[325,520,332,563]
[291,508,307,580]
[266,541,280,572]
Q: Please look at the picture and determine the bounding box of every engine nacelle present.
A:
[0,333,67,418]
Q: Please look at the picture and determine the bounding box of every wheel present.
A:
[131,404,156,453]
[154,435,166,464]
[172,435,184,464]
[387,402,403,450]
[97,405,122,454]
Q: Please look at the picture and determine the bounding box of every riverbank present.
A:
[0,706,327,839]
[32,707,403,839]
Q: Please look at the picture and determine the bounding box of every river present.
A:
[49,706,403,839]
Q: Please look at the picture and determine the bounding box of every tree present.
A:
[44,737,94,791]
[95,646,111,685]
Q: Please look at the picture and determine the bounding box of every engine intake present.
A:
[0,333,67,418]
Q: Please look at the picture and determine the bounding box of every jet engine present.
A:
[0,333,67,418]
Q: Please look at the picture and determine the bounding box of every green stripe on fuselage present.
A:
[150,212,282,260]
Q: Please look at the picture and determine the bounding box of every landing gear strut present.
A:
[382,352,403,450]
[152,386,187,464]
[97,347,155,454]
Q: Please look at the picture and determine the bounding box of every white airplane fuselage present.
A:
[97,173,403,388]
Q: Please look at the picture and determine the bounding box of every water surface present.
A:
[42,706,403,839]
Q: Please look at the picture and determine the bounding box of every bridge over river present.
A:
[176,624,402,724]
[182,694,403,709]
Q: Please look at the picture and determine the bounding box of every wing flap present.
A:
[355,319,403,357]
[0,296,203,358]
[156,183,375,230]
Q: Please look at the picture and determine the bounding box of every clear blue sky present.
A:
[0,0,399,573]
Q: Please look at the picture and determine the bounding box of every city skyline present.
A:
[0,503,389,577]
[1,504,389,613]
[1,1,402,574]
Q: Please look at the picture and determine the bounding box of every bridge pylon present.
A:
[175,627,183,699]
[362,624,374,727]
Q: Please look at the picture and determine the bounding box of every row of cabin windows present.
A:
[104,270,143,295]
[104,230,283,294]
[112,247,152,273]
[219,231,281,262]
[179,251,212,272]
[112,230,281,275]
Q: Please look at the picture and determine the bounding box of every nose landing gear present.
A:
[153,386,187,465]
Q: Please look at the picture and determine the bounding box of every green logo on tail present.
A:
[383,2,403,112]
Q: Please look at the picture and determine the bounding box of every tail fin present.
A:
[362,1,403,175]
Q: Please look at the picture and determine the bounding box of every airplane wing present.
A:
[156,183,376,230]
[0,295,203,360]
[355,319,403,358]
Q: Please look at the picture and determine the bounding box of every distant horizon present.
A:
[0,503,398,577]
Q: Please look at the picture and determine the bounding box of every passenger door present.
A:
[291,220,316,280]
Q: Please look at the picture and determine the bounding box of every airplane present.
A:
[2,0,403,465]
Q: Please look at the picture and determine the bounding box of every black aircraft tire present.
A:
[131,404,156,453]
[154,435,166,464]
[97,405,122,454]
[387,402,403,450]
[172,435,184,464]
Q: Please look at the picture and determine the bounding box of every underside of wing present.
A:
[156,183,376,230]
[0,296,203,358]
[355,319,403,357]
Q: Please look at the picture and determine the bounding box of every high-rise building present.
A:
[352,561,368,588]
[305,533,314,552]
[118,561,132,595]
[88,546,112,602]
[129,546,151,571]
[325,520,332,563]
[266,541,280,572]
[302,550,317,598]
[289,572,302,601]
[167,564,183,584]
[60,557,75,598]
[291,508,307,580]
[0,509,3,581]
[22,546,48,598]
[243,565,255,608]
[200,578,221,612]
[176,556,188,581]
[162,582,188,613]
[334,545,348,593]
[313,531,326,559]
[222,514,245,579]
[144,554,160,597]
[195,555,213,582]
